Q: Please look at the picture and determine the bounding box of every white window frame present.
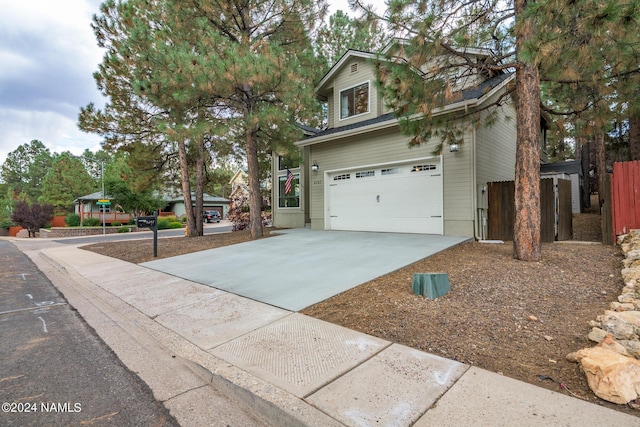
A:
[339,81,370,120]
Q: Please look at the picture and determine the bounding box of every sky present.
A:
[0,0,384,167]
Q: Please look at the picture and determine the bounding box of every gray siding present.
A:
[330,61,381,128]
[475,98,518,188]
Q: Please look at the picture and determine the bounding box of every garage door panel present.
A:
[327,161,443,234]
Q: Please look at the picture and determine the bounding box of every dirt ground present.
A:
[81,214,639,417]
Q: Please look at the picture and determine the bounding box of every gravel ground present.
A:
[81,213,639,417]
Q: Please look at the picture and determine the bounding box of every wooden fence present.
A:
[610,160,640,239]
[487,178,573,242]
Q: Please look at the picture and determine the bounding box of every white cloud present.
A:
[0,0,104,165]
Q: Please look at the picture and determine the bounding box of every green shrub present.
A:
[111,220,121,227]
[157,216,178,230]
[118,226,130,233]
[0,218,14,229]
[82,217,101,226]
[128,218,136,225]
[168,221,183,229]
[65,213,81,227]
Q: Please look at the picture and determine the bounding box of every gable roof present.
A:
[315,49,378,97]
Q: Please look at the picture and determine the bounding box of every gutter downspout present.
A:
[472,124,482,241]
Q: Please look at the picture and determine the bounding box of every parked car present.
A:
[203,210,221,223]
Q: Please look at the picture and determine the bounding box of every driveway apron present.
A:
[141,229,469,311]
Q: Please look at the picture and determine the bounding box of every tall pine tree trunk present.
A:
[513,0,542,262]
[246,124,263,239]
[194,137,205,237]
[595,131,606,209]
[177,138,197,237]
[629,115,640,161]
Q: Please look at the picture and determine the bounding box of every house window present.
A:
[278,173,300,208]
[340,82,369,119]
[278,154,300,171]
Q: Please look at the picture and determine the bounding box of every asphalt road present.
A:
[0,240,178,426]
[53,221,232,245]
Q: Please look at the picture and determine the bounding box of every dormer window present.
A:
[340,82,369,120]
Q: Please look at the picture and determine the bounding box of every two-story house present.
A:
[272,46,538,239]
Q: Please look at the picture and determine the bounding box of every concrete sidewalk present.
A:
[21,243,640,426]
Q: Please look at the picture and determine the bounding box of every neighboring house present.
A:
[74,191,132,225]
[229,169,249,203]
[271,46,547,238]
[228,168,273,208]
[540,160,583,214]
[162,192,231,218]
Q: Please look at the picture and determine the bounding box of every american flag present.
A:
[285,169,294,194]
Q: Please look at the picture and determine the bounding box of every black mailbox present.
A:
[136,216,157,228]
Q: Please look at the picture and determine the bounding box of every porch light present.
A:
[449,143,459,153]
[311,161,319,172]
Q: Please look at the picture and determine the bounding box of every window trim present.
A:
[277,171,301,209]
[339,80,370,121]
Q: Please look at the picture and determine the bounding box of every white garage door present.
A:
[327,160,443,234]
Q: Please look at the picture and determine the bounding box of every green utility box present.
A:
[412,273,450,299]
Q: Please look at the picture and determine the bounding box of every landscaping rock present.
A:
[588,327,608,343]
[600,311,638,340]
[570,229,640,406]
[572,346,640,404]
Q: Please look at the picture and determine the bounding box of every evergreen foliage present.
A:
[82,0,326,239]
[0,140,53,202]
[39,152,96,214]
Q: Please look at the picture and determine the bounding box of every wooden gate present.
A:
[487,178,572,242]
[611,160,640,238]
[557,179,573,240]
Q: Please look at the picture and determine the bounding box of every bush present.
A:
[118,226,130,233]
[168,221,183,229]
[128,218,136,225]
[111,220,121,227]
[65,213,81,227]
[157,216,178,230]
[82,217,101,226]
[0,218,14,229]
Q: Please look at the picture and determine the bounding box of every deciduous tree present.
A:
[11,201,54,237]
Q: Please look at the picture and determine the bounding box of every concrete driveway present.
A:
[141,229,469,311]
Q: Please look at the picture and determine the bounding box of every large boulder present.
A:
[571,345,640,404]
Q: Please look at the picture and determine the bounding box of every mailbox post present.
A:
[136,211,158,257]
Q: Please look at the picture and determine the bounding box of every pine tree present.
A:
[363,0,640,260]
[0,140,53,202]
[39,153,95,214]
[315,10,388,73]
[82,0,325,238]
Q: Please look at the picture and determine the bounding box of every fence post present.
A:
[602,174,614,245]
